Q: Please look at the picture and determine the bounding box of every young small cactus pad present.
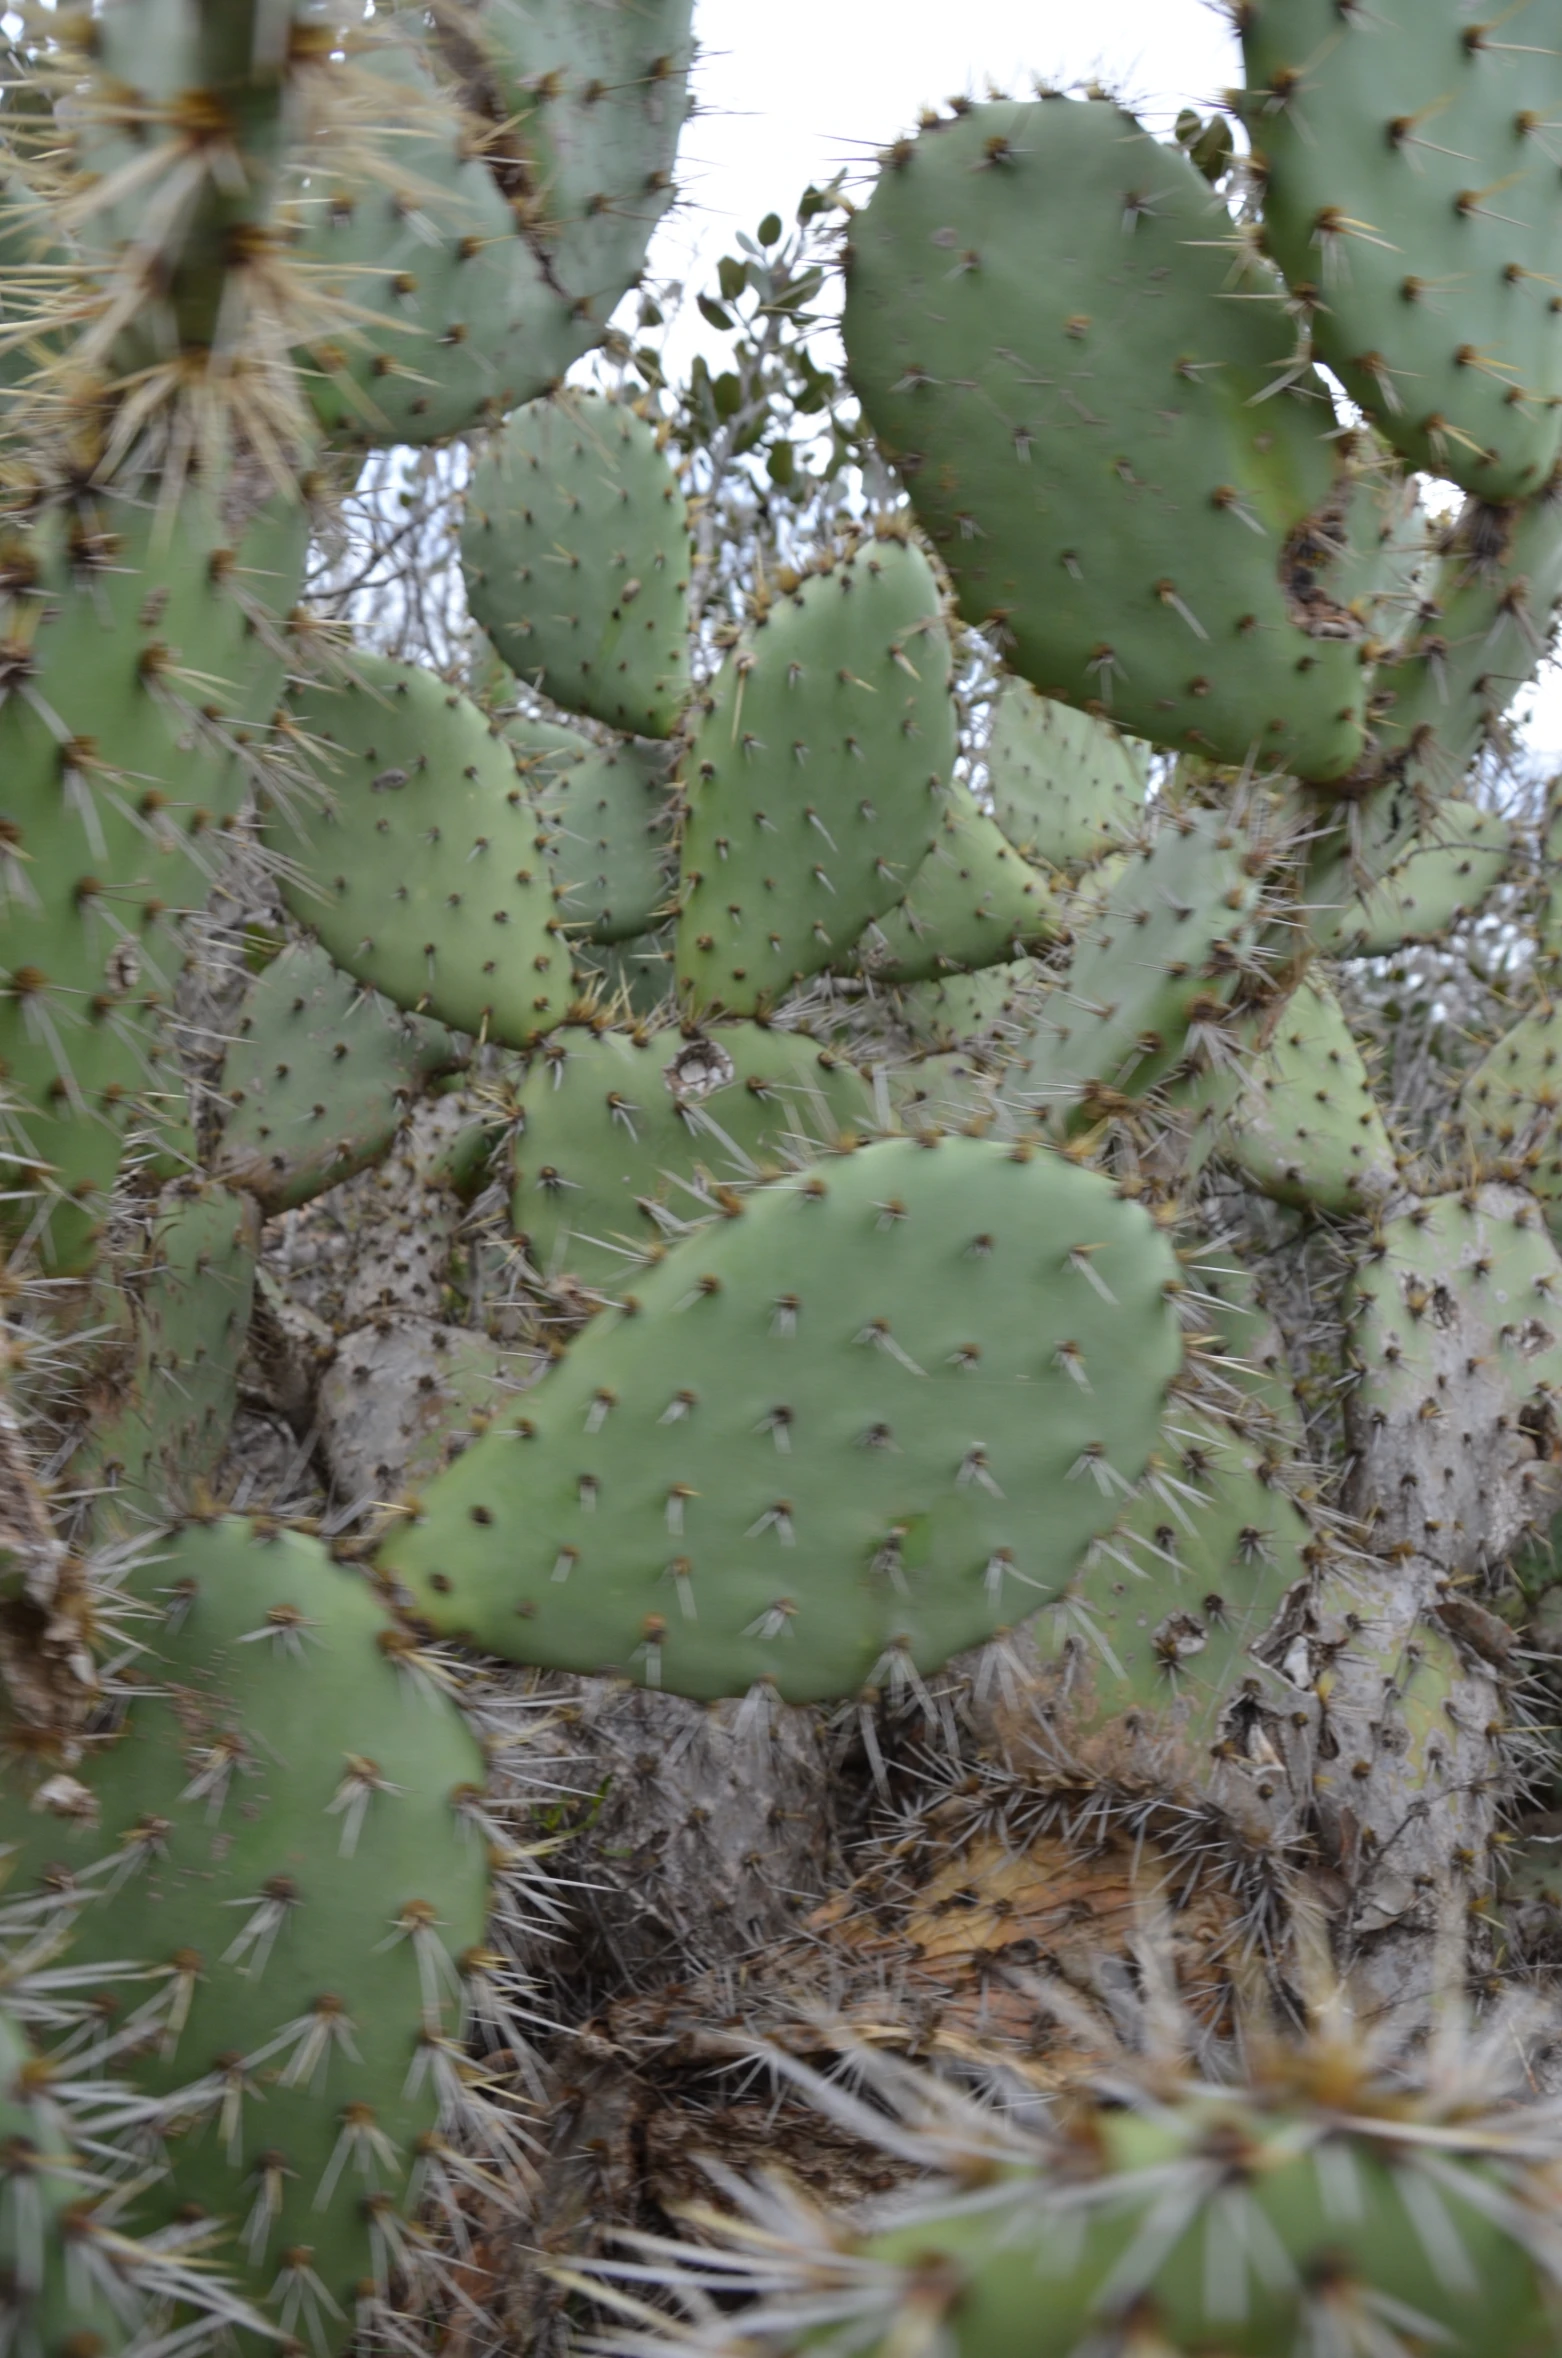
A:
[1238,0,1562,500]
[1304,796,1514,958]
[67,1182,260,1533]
[676,536,954,1014]
[842,97,1372,780]
[516,718,677,945]
[508,1020,880,1295]
[850,775,1056,983]
[213,941,463,1213]
[983,675,1148,870]
[275,653,567,1044]
[462,392,693,737]
[997,808,1268,1132]
[0,1517,492,2347]
[1185,976,1397,1217]
[380,1135,1186,1704]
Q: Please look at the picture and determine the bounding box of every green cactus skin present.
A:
[889,960,1037,1058]
[441,0,695,336]
[213,941,464,1214]
[850,775,1056,984]
[841,98,1371,783]
[1304,795,1514,958]
[293,36,583,449]
[463,393,693,739]
[274,653,569,1046]
[65,1182,261,1534]
[0,1997,134,2357]
[1189,1245,1308,1452]
[671,2076,1560,2358]
[997,809,1266,1133]
[1459,1005,1562,1239]
[1184,976,1397,1217]
[508,1020,880,1296]
[0,1518,490,2347]
[379,1134,1186,1705]
[76,0,303,364]
[983,676,1149,871]
[513,717,678,945]
[676,537,954,1016]
[1367,487,1562,797]
[1238,1,1562,502]
[1343,1187,1562,1571]
[1033,1406,1314,1834]
[0,481,310,1270]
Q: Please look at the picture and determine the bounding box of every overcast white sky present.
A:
[663,0,1241,265]
[653,0,1562,760]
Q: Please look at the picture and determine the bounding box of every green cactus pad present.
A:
[442,0,694,334]
[463,393,692,737]
[998,809,1266,1132]
[0,481,309,1268]
[293,39,581,448]
[509,1020,879,1295]
[1459,1004,1562,1237]
[1367,488,1562,796]
[676,538,954,1015]
[709,2070,1559,2358]
[1304,796,1514,957]
[891,962,1037,1058]
[1186,977,1397,1217]
[1188,1244,1308,1451]
[1343,1186,1562,1564]
[0,1518,490,2343]
[984,677,1148,870]
[68,1182,260,1532]
[381,1135,1186,1704]
[1239,1,1562,500]
[214,941,464,1214]
[842,98,1370,781]
[1036,1407,1313,1827]
[0,1998,134,2357]
[850,776,1056,984]
[512,717,677,944]
[275,654,568,1046]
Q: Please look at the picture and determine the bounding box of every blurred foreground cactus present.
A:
[10,4,1562,2354]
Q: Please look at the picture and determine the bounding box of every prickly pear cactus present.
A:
[676,534,955,1014]
[508,1020,881,1295]
[603,2021,1562,2357]
[275,655,570,1044]
[1238,1,1562,499]
[15,1,1562,2344]
[841,98,1373,777]
[463,393,693,737]
[213,941,464,1212]
[381,1136,1186,1701]
[0,1519,492,2343]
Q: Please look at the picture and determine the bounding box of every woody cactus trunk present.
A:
[8,5,1562,2356]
